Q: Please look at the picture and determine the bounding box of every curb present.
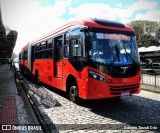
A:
[141,84,160,94]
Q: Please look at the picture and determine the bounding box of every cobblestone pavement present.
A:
[15,95,30,133]
[24,78,160,133]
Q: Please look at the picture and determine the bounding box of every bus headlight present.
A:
[88,71,106,82]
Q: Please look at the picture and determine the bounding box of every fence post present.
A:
[155,74,156,87]
[14,65,17,82]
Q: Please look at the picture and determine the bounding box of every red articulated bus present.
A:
[19,18,141,103]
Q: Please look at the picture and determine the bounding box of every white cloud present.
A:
[135,10,160,21]
[120,18,132,24]
[52,0,72,17]
[69,4,111,19]
[69,3,120,20]
[0,0,159,54]
[68,0,158,22]
[129,0,157,11]
[0,0,72,54]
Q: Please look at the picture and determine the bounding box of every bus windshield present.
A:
[89,32,140,65]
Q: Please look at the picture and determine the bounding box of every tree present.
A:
[128,20,160,47]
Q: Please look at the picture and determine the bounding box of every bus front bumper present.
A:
[82,78,141,99]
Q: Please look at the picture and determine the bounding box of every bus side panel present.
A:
[61,60,89,98]
[32,59,65,91]
[39,60,48,82]
[51,59,65,91]
[77,67,89,99]
[32,60,45,81]
[32,60,57,86]
[43,60,54,86]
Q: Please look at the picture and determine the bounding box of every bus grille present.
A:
[108,64,139,78]
[109,83,139,95]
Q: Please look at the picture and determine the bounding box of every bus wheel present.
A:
[69,85,80,103]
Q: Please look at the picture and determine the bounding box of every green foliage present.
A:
[128,20,160,47]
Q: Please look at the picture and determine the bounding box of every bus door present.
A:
[54,36,63,78]
[46,39,53,82]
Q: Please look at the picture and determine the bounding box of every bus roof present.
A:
[22,18,134,50]
[22,43,28,51]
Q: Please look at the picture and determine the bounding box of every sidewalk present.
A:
[0,64,17,96]
[0,64,18,132]
[141,84,160,94]
[0,64,41,133]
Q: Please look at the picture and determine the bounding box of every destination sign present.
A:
[96,33,131,41]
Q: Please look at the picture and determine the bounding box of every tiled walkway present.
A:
[0,64,18,133]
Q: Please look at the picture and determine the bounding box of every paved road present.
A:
[23,78,160,133]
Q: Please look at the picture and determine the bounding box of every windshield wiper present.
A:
[109,44,120,73]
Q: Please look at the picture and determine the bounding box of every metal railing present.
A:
[142,73,160,87]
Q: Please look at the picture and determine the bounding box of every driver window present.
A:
[71,40,81,56]
[70,29,82,57]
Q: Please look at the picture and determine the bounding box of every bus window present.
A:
[70,29,82,57]
[64,46,69,57]
[47,39,52,49]
[24,50,28,60]
[64,34,69,58]
[55,36,63,60]
[40,51,45,59]
[35,52,40,59]
[40,41,46,59]
[41,42,46,50]
[46,39,53,59]
[35,43,40,59]
[46,49,52,58]
[36,43,40,51]
[71,39,82,56]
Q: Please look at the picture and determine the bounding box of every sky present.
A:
[0,0,160,54]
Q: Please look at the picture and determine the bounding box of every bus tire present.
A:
[69,85,80,104]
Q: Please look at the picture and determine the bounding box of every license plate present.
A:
[121,92,130,96]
